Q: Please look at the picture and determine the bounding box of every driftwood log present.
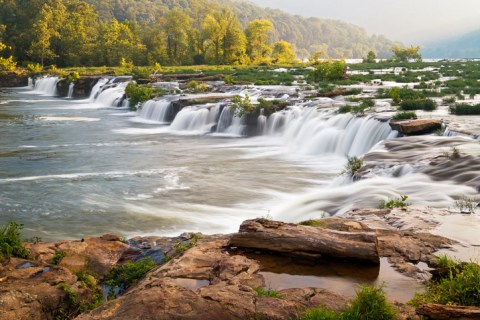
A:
[416,304,480,319]
[229,219,380,264]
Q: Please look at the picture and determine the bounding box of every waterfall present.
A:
[33,76,60,96]
[28,77,33,88]
[67,83,74,98]
[216,107,246,136]
[138,100,172,123]
[266,107,395,157]
[93,81,128,108]
[169,104,221,133]
[89,78,109,101]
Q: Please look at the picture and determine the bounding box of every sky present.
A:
[249,0,480,44]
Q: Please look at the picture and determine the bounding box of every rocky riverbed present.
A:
[1,206,478,320]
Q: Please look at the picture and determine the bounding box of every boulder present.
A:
[27,235,130,277]
[389,119,443,135]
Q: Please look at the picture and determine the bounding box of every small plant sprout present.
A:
[378,195,411,209]
[341,156,363,176]
[454,196,478,214]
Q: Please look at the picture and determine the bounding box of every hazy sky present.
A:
[249,0,480,44]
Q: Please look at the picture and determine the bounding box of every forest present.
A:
[0,0,397,68]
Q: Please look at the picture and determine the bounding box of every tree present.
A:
[364,50,376,63]
[203,7,247,65]
[55,0,99,66]
[391,45,422,62]
[311,59,346,82]
[97,19,145,66]
[245,19,273,64]
[28,1,65,66]
[271,40,297,64]
[164,9,192,65]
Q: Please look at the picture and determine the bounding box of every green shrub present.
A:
[255,287,284,299]
[338,105,352,114]
[0,56,17,71]
[104,258,157,293]
[231,94,254,117]
[341,156,363,176]
[400,99,437,111]
[436,254,458,269]
[27,63,43,74]
[342,285,396,320]
[378,195,410,209]
[125,82,153,108]
[51,250,66,265]
[0,221,31,260]
[450,103,480,115]
[411,260,480,307]
[391,111,417,121]
[257,98,288,114]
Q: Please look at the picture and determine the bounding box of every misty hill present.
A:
[83,0,397,58]
[422,29,480,59]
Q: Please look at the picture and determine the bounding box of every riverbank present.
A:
[1,206,479,320]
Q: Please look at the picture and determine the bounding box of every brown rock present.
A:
[27,236,130,277]
[390,119,443,135]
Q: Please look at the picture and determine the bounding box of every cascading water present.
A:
[138,100,172,123]
[33,76,60,96]
[169,104,221,133]
[67,83,74,98]
[28,77,33,88]
[89,78,109,101]
[216,106,246,136]
[267,106,396,156]
[93,81,129,108]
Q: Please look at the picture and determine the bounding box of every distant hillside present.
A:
[422,29,480,59]
[83,0,397,59]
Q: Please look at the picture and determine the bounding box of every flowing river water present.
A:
[0,78,477,242]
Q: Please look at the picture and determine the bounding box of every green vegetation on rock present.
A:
[297,285,396,320]
[255,287,284,299]
[411,258,480,307]
[0,221,31,261]
[378,195,410,209]
[104,258,157,293]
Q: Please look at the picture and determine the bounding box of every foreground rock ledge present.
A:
[230,219,380,264]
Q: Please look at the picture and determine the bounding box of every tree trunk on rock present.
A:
[229,219,380,264]
[416,304,480,319]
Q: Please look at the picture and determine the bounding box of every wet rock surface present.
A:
[0,209,464,320]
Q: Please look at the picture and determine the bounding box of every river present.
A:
[0,78,476,241]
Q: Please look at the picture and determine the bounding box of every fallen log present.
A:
[416,304,480,319]
[229,219,380,264]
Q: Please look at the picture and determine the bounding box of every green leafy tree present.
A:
[28,1,65,66]
[245,19,273,64]
[55,0,99,66]
[311,59,346,82]
[391,45,422,62]
[271,40,297,64]
[364,50,376,63]
[98,18,145,66]
[164,9,192,65]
